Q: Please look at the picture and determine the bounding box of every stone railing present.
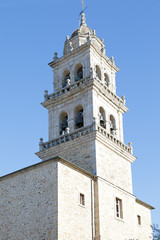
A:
[44,77,91,101]
[97,125,133,154]
[94,77,126,106]
[43,76,126,107]
[39,123,133,154]
[39,124,94,151]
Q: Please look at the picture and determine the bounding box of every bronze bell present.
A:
[76,111,83,128]
[100,115,104,122]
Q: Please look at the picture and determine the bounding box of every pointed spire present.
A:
[80,13,87,26]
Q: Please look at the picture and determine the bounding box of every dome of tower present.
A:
[71,25,92,39]
[71,13,92,38]
[63,13,93,55]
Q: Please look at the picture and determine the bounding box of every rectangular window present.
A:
[137,215,141,225]
[116,198,123,219]
[80,193,85,206]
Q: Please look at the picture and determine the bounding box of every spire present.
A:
[80,13,87,26]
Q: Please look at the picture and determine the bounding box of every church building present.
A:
[0,13,154,240]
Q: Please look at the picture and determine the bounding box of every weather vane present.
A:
[79,0,87,26]
[79,0,87,16]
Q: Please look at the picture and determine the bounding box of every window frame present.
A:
[79,192,85,207]
[137,215,141,225]
[115,197,123,219]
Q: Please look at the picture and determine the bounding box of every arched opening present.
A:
[96,65,101,80]
[75,64,83,81]
[59,112,68,135]
[104,73,110,86]
[99,107,106,128]
[75,105,84,129]
[62,70,70,88]
[110,115,116,135]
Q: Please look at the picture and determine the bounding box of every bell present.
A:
[110,122,114,131]
[62,121,68,130]
[76,112,83,128]
[77,116,83,124]
[100,115,104,122]
[78,71,83,79]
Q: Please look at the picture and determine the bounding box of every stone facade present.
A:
[0,160,58,240]
[0,12,154,240]
[0,158,153,240]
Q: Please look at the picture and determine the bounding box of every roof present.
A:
[0,156,95,181]
[136,198,155,210]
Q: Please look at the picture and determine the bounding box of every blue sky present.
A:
[0,0,159,227]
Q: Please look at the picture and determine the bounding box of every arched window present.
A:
[110,115,116,135]
[62,70,70,88]
[75,64,83,81]
[75,105,84,129]
[99,107,106,128]
[104,73,110,86]
[59,112,68,135]
[96,65,101,80]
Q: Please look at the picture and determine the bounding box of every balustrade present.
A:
[39,123,133,154]
[43,77,125,108]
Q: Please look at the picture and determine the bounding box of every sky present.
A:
[0,0,159,227]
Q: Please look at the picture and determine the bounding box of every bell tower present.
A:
[36,13,136,194]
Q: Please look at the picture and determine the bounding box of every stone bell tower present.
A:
[36,13,135,194]
[0,12,153,240]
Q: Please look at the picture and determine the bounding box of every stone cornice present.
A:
[96,128,136,163]
[89,42,120,72]
[136,198,154,210]
[93,78,128,113]
[42,77,93,109]
[48,41,119,72]
[48,42,90,69]
[36,123,135,162]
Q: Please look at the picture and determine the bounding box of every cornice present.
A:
[89,42,120,72]
[41,78,93,109]
[36,124,135,163]
[136,198,155,210]
[41,77,127,113]
[96,131,136,163]
[48,42,90,69]
[48,40,119,72]
[92,78,128,113]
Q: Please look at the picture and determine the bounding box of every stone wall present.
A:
[0,161,58,240]
[96,139,133,193]
[37,132,97,175]
[58,161,93,240]
[98,177,153,240]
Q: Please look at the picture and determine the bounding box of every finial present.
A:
[53,52,58,61]
[39,138,44,151]
[68,42,73,52]
[79,0,87,26]
[44,90,49,101]
[128,142,133,154]
[121,96,126,104]
[81,12,87,26]
[66,36,69,41]
[110,56,114,63]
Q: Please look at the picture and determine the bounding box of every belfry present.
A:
[1,12,154,240]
